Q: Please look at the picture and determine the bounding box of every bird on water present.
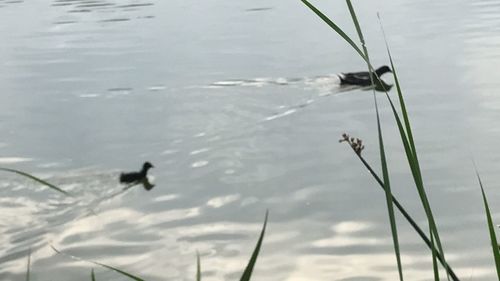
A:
[119,162,154,184]
[338,65,392,88]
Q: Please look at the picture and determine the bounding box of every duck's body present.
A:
[119,162,154,184]
[338,65,392,87]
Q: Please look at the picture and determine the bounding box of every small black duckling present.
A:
[119,162,154,184]
[338,65,392,87]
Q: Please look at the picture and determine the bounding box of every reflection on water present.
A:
[53,0,154,16]
[0,0,23,8]
[1,0,500,280]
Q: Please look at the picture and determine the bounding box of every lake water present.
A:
[1,0,500,280]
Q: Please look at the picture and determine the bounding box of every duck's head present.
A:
[143,161,154,170]
[375,65,392,76]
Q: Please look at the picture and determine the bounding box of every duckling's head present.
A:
[143,161,154,170]
[375,65,392,76]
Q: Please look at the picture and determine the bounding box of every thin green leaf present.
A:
[239,210,268,281]
[345,1,403,279]
[477,173,500,279]
[345,0,365,49]
[300,1,457,278]
[380,59,448,272]
[26,248,31,281]
[93,261,143,281]
[91,268,96,281]
[378,64,450,279]
[374,92,404,281]
[51,246,144,281]
[431,231,440,281]
[0,167,70,196]
[300,0,367,62]
[196,251,201,281]
[345,0,376,81]
[375,96,404,281]
[351,147,459,280]
[377,16,450,280]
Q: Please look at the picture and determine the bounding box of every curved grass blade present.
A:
[345,1,403,279]
[196,251,201,281]
[431,231,440,281]
[377,15,420,167]
[239,210,268,281]
[380,70,451,279]
[91,268,96,281]
[300,0,457,278]
[376,16,451,281]
[300,0,366,62]
[51,246,144,281]
[0,167,69,196]
[350,150,459,280]
[92,261,142,281]
[374,93,404,281]
[477,173,500,279]
[26,248,31,281]
[345,0,365,49]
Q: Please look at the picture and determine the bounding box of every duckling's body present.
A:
[338,65,392,87]
[119,162,154,184]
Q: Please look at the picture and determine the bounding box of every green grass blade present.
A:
[239,210,268,281]
[376,14,418,164]
[352,149,459,280]
[431,231,440,281]
[51,246,144,281]
[91,268,96,281]
[344,1,403,279]
[345,0,376,79]
[377,65,450,279]
[378,62,448,271]
[92,261,143,281]
[0,167,70,196]
[196,251,201,281]
[477,173,500,279]
[345,0,365,49]
[376,17,450,280]
[26,248,31,281]
[300,0,367,62]
[374,91,404,281]
[300,1,455,278]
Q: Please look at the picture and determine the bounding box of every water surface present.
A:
[1,0,500,280]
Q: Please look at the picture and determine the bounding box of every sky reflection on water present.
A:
[1,0,500,280]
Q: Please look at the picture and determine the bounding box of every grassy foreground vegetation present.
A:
[302,0,500,280]
[3,0,500,280]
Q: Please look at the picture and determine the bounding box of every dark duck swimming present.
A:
[338,65,392,88]
[119,162,154,184]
